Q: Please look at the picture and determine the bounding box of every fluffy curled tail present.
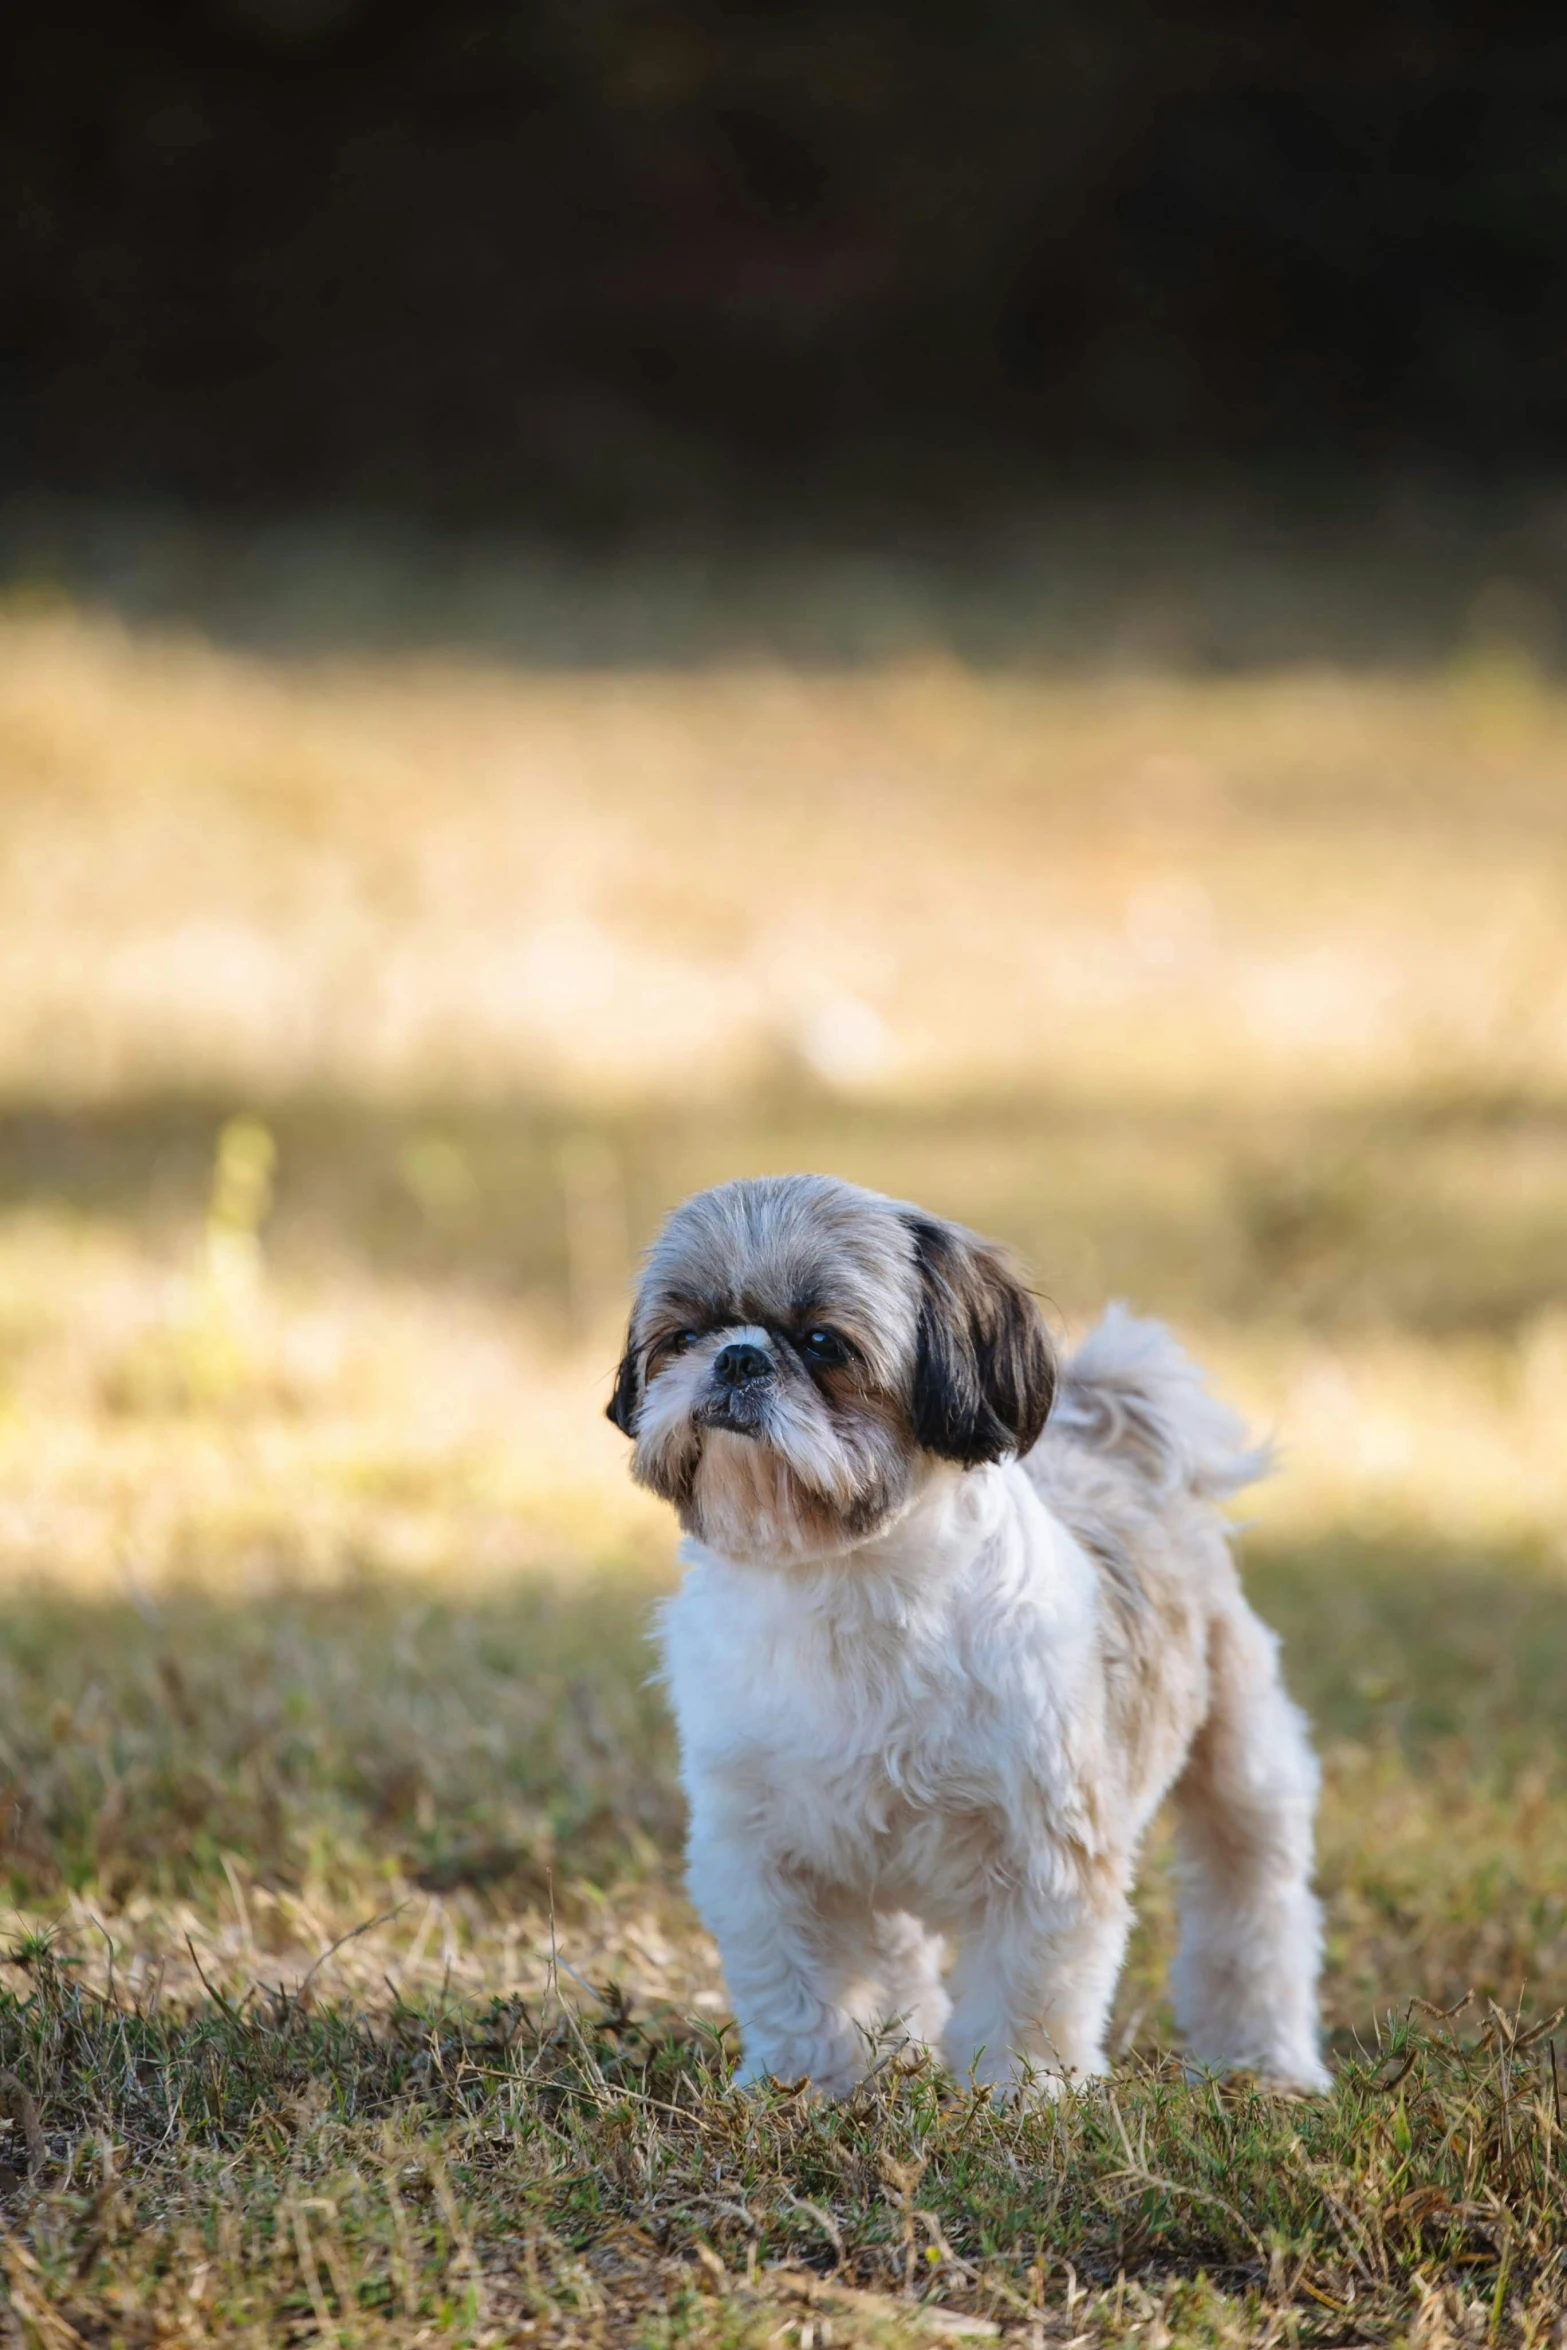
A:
[1050,1303,1271,1498]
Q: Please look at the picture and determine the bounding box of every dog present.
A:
[607,1174,1329,2098]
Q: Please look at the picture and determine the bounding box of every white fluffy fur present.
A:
[627,1187,1329,2099]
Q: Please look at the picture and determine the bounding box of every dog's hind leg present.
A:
[1169,1600,1330,2091]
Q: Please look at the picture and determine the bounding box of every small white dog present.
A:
[608,1175,1328,2098]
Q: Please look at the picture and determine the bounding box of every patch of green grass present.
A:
[0,1576,678,1915]
[1,1932,1563,2346]
[1,1549,1565,2342]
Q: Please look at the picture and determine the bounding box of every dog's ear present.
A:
[605,1340,641,1435]
[905,1215,1055,1466]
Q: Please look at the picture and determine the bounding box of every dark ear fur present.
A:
[905,1216,1055,1466]
[605,1341,640,1435]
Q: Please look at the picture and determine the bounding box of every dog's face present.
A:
[607,1175,1055,1562]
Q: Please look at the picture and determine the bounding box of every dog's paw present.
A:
[1262,2055,1333,2097]
[1184,2051,1333,2097]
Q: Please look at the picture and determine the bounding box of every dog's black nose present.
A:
[713,1339,771,1388]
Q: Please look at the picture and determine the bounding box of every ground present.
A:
[0,548,1565,2343]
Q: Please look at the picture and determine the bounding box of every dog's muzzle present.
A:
[698,1338,773,1434]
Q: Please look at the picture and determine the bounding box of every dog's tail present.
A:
[1049,1303,1271,1499]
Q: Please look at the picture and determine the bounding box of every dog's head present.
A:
[607,1175,1055,1562]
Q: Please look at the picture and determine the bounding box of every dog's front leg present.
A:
[686,1827,865,2096]
[943,1875,1132,2098]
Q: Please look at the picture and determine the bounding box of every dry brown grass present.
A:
[1,577,1565,2343]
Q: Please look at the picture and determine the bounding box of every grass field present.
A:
[1,560,1566,2345]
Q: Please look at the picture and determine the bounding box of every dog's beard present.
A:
[631,1357,913,1563]
[690,1432,850,1563]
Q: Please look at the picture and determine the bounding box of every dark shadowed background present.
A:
[8,0,1567,528]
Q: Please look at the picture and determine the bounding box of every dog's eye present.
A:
[800,1328,849,1367]
[651,1330,697,1365]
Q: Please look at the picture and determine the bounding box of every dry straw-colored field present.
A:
[2,560,1566,2345]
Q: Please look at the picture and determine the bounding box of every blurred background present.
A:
[1,1,1565,2039]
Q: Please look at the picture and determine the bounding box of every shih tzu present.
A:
[608,1175,1329,2099]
